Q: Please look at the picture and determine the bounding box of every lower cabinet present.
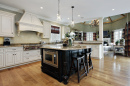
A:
[5,52,14,66]
[5,51,23,66]
[14,51,23,64]
[23,50,41,63]
[0,53,4,68]
[0,47,41,70]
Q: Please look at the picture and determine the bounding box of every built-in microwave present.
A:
[43,49,58,68]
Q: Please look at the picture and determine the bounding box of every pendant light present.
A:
[71,6,74,27]
[57,0,61,21]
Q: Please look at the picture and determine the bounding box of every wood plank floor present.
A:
[0,52,130,86]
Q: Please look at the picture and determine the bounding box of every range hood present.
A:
[16,11,43,36]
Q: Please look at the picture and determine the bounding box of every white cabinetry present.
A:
[0,48,4,68]
[0,10,15,37]
[23,50,41,63]
[5,52,14,66]
[90,45,102,59]
[5,47,23,66]
[42,21,51,38]
[14,51,23,64]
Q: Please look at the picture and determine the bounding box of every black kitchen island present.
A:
[40,45,91,84]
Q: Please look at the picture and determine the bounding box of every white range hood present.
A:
[17,11,43,36]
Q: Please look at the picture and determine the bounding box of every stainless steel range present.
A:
[23,44,41,51]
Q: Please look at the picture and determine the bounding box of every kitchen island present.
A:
[40,44,91,84]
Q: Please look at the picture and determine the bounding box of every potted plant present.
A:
[115,40,120,45]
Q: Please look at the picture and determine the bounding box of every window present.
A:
[50,25,61,42]
[87,32,93,41]
[114,29,123,44]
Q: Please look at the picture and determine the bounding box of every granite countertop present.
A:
[0,45,23,48]
[74,41,103,44]
[40,44,91,51]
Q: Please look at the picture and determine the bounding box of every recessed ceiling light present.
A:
[112,9,115,11]
[68,18,70,20]
[78,15,80,17]
[40,7,43,9]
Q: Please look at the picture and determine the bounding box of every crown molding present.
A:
[0,4,23,13]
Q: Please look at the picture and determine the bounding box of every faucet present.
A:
[55,40,58,44]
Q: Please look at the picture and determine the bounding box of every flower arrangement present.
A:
[64,31,75,46]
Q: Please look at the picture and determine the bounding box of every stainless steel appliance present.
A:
[43,49,58,68]
[23,44,41,51]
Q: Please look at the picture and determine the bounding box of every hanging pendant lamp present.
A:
[71,6,75,27]
[57,0,61,21]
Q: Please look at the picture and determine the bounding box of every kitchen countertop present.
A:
[40,44,91,51]
[0,45,23,48]
[74,41,103,44]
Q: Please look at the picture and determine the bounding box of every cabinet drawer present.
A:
[23,56,30,62]
[5,47,23,52]
[23,51,31,56]
[0,48,4,53]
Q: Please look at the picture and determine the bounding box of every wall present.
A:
[70,13,130,32]
[0,7,65,44]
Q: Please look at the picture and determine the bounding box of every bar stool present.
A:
[87,48,93,73]
[69,51,87,83]
[81,48,93,73]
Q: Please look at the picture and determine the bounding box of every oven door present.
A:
[43,50,58,68]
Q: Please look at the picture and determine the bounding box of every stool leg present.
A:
[77,60,80,83]
[86,53,89,73]
[89,53,93,70]
[83,58,87,76]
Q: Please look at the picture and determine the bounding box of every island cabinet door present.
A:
[91,45,99,58]
[5,52,15,66]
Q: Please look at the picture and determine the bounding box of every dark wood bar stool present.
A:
[69,51,87,83]
[87,48,93,73]
[81,48,93,73]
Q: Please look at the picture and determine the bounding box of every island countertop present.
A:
[40,44,91,50]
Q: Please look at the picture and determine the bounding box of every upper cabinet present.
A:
[0,10,15,37]
[17,12,43,36]
[42,21,51,38]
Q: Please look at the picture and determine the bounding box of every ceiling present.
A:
[0,0,130,25]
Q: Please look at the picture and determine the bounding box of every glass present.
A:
[45,54,52,61]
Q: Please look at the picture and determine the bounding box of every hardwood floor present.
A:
[0,52,130,86]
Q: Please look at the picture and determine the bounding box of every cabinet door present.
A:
[42,21,51,38]
[0,53,4,68]
[5,52,14,66]
[14,51,22,64]
[0,15,14,37]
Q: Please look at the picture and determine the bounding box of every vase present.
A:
[68,38,72,46]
